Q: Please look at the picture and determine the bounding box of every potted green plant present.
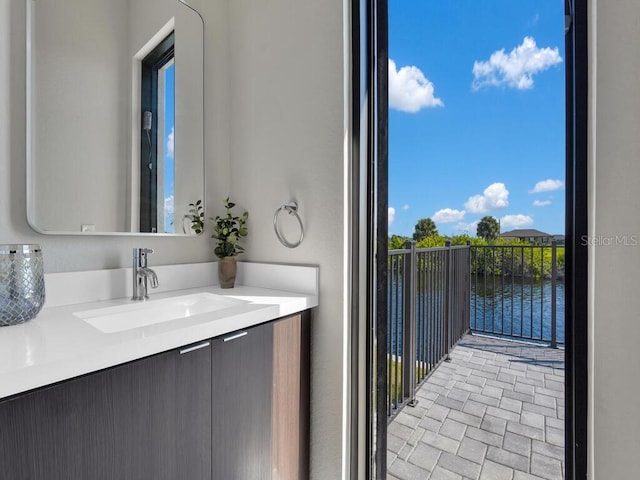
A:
[211,197,248,288]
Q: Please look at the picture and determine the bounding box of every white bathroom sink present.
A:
[74,293,248,333]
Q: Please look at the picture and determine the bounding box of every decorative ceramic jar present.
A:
[0,244,45,326]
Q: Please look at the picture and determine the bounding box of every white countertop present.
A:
[0,262,318,400]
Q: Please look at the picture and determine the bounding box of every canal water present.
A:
[471,277,565,344]
[387,277,565,356]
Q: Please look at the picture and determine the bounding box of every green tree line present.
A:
[389,216,563,279]
[388,234,564,280]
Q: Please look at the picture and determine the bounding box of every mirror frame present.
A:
[25,0,205,236]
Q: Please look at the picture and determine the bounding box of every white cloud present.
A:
[389,59,443,113]
[472,37,562,90]
[402,204,410,211]
[529,179,564,193]
[528,13,540,27]
[454,220,479,233]
[464,182,510,214]
[166,127,175,158]
[501,214,534,229]
[164,194,174,214]
[388,207,396,227]
[433,208,466,223]
[164,195,174,230]
[533,199,552,207]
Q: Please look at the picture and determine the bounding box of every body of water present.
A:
[471,277,564,344]
[387,277,564,357]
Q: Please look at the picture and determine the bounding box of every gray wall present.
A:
[31,0,130,231]
[227,1,345,478]
[590,0,640,477]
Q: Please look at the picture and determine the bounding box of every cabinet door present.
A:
[0,342,212,480]
[210,313,311,480]
[211,322,274,480]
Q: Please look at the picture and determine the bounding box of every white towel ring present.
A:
[273,202,304,248]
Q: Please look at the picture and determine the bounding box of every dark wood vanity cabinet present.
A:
[0,312,310,480]
[0,340,212,480]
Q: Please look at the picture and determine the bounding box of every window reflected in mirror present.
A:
[140,32,175,233]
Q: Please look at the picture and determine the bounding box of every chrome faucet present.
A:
[131,248,159,301]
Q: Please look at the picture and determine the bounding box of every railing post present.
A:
[551,240,558,348]
[466,240,472,334]
[444,240,452,361]
[402,241,417,405]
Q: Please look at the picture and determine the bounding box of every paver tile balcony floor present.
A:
[387,334,564,480]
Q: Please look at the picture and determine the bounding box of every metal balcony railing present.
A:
[386,241,563,420]
[387,241,470,419]
[470,243,564,346]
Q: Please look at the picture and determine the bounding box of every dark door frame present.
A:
[348,0,388,477]
[564,1,588,478]
[353,0,589,478]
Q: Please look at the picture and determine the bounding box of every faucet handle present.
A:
[140,248,154,267]
[133,247,154,268]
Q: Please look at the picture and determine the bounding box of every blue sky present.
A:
[388,0,566,237]
[164,63,175,232]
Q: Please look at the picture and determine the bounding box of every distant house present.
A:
[500,229,555,245]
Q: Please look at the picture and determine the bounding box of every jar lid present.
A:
[0,244,42,255]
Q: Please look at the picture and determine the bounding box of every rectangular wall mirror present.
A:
[26,0,204,235]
